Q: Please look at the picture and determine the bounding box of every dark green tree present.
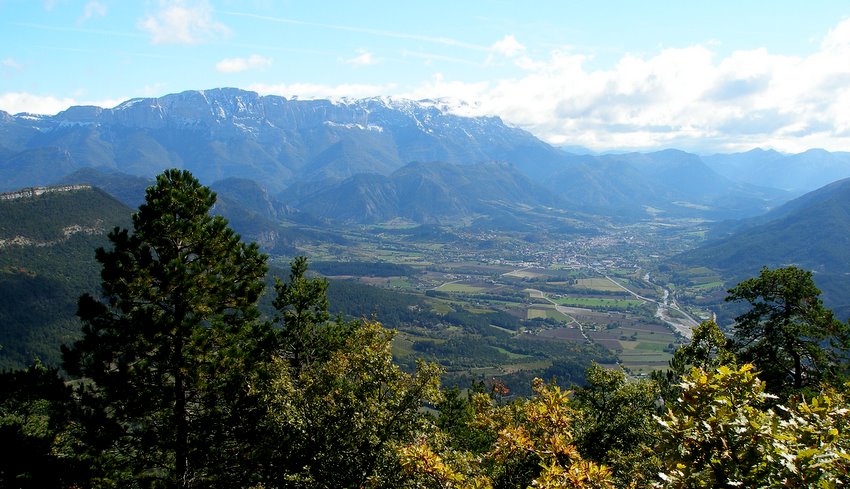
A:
[272,256,343,373]
[0,360,87,488]
[572,363,661,486]
[62,169,268,488]
[654,320,738,406]
[250,257,443,487]
[726,266,850,397]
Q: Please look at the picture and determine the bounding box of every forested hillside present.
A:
[0,187,131,368]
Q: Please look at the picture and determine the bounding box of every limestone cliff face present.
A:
[0,184,91,201]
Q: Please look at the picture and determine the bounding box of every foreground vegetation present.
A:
[2,170,850,488]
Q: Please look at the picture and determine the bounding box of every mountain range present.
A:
[3,88,846,224]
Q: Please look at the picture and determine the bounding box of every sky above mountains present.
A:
[2,0,850,153]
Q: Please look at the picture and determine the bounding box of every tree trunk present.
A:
[175,331,189,488]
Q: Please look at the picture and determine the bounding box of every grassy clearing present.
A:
[685,266,717,276]
[428,301,454,314]
[388,277,413,288]
[574,278,623,292]
[504,269,547,279]
[490,346,532,360]
[391,333,415,358]
[489,324,518,335]
[692,281,724,290]
[527,308,548,320]
[546,309,571,322]
[500,359,552,374]
[635,341,668,352]
[554,297,643,309]
[435,282,486,293]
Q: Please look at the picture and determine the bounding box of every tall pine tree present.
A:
[726,266,850,397]
[62,169,268,488]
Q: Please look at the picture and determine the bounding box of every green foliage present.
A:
[326,277,440,326]
[726,266,850,397]
[61,169,269,488]
[273,256,338,374]
[656,364,850,487]
[401,378,615,488]
[310,260,416,277]
[0,360,85,488]
[654,320,737,405]
[0,187,128,241]
[5,237,850,488]
[571,364,661,486]
[656,364,778,487]
[254,320,443,488]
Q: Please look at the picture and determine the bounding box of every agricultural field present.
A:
[293,219,704,389]
[574,277,623,292]
[553,297,643,310]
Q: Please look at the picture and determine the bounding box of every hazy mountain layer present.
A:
[677,177,850,314]
[704,148,850,194]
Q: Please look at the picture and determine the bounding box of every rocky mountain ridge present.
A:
[0,88,559,193]
[0,184,92,201]
[2,88,849,223]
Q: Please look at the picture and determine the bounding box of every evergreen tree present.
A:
[0,360,86,488]
[62,169,268,488]
[572,363,661,486]
[726,266,850,397]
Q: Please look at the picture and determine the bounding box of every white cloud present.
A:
[344,49,377,67]
[2,58,23,70]
[398,17,850,153]
[0,92,125,115]
[215,54,272,73]
[401,73,489,108]
[0,93,75,115]
[485,35,526,66]
[139,0,230,45]
[80,1,107,22]
[491,35,525,58]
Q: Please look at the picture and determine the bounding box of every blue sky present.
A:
[2,1,850,153]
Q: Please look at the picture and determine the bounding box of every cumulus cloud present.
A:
[80,1,107,22]
[485,35,527,66]
[398,17,850,153]
[215,54,272,73]
[139,0,229,45]
[344,49,377,67]
[491,35,525,57]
